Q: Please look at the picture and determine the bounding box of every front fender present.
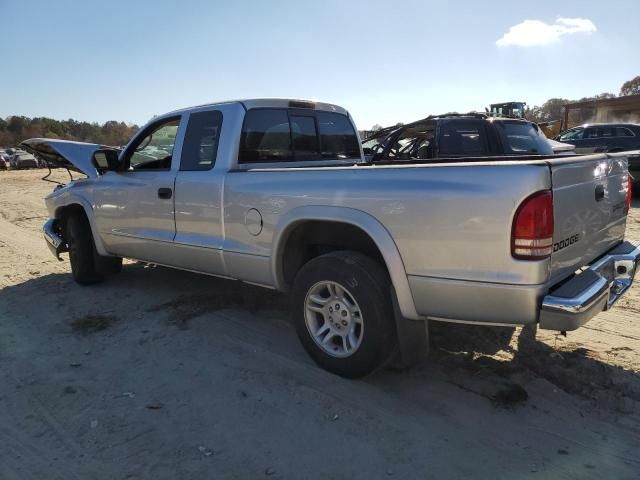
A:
[48,189,109,256]
[271,205,420,320]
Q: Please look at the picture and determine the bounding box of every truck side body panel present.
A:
[34,100,634,331]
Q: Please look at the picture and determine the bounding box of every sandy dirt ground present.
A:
[1,169,640,480]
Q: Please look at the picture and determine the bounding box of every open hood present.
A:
[20,138,117,179]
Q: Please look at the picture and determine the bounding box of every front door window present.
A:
[124,118,180,170]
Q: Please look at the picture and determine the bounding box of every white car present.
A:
[547,138,576,156]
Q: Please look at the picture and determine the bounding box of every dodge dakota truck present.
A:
[23,98,639,378]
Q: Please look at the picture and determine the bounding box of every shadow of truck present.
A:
[2,261,639,415]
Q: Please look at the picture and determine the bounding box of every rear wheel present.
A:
[65,214,105,285]
[291,251,397,378]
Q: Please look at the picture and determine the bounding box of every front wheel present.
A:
[65,214,105,285]
[291,251,397,378]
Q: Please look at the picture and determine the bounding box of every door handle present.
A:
[158,187,173,199]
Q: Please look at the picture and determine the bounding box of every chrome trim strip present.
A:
[426,316,522,328]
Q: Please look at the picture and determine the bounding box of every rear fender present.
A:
[271,205,420,320]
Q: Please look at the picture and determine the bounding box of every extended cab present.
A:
[23,99,639,378]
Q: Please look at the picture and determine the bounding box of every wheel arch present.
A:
[271,206,420,320]
[53,198,109,256]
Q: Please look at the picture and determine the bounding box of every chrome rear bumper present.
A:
[540,241,640,331]
[43,218,66,261]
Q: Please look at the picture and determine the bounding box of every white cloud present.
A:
[496,17,596,47]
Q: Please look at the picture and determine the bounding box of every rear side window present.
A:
[495,122,554,155]
[239,109,292,163]
[438,120,488,156]
[599,127,615,138]
[180,110,223,171]
[239,109,359,163]
[585,128,599,139]
[317,112,360,159]
[616,127,635,137]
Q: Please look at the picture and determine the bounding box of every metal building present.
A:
[563,94,640,129]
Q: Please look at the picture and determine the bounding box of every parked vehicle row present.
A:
[554,122,640,154]
[0,147,44,169]
[22,98,638,378]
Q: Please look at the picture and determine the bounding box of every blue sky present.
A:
[1,0,639,129]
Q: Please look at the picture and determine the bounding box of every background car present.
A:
[0,149,10,169]
[362,114,556,162]
[9,150,39,169]
[554,123,640,154]
[625,150,640,196]
[547,138,576,155]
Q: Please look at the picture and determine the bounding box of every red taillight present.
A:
[512,190,554,260]
[625,175,632,215]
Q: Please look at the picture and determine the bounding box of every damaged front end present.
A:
[20,138,120,179]
[43,218,67,261]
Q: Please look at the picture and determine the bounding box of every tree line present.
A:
[0,116,140,148]
[4,75,640,146]
[525,75,640,124]
[367,75,640,130]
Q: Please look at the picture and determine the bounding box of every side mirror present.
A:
[92,149,120,173]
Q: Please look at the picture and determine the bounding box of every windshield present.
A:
[495,121,554,155]
[362,135,389,155]
[558,127,585,141]
[385,126,435,160]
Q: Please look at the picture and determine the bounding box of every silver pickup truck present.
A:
[23,99,639,378]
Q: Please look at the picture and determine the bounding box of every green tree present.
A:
[0,115,139,148]
[525,98,569,123]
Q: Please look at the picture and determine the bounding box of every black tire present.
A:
[65,213,104,285]
[95,255,123,276]
[291,251,397,378]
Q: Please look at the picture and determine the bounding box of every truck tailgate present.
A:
[549,154,629,284]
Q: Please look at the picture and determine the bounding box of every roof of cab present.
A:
[163,98,349,117]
